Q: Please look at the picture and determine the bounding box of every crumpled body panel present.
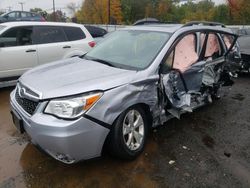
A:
[86,75,161,127]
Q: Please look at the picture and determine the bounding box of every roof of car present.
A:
[0,22,234,34]
[123,24,233,34]
[123,25,183,33]
[0,21,83,28]
[1,11,40,16]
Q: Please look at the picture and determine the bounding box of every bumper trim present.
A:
[84,114,111,129]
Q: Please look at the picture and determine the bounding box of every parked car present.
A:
[133,18,161,25]
[237,28,250,36]
[10,22,238,164]
[84,25,108,44]
[0,22,95,86]
[0,11,45,23]
[84,25,108,38]
[237,28,250,72]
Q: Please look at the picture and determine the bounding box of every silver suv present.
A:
[10,22,238,164]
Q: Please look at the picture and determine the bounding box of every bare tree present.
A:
[67,2,77,16]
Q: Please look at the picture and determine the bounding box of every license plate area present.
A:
[11,111,24,134]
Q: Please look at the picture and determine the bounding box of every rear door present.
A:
[33,26,72,65]
[63,26,92,55]
[0,26,38,80]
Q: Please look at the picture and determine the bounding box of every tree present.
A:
[228,0,250,24]
[67,2,78,16]
[212,4,230,24]
[75,0,250,25]
[30,8,48,18]
[76,0,123,24]
[110,0,123,24]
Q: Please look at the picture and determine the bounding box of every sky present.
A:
[0,0,83,16]
[0,0,226,16]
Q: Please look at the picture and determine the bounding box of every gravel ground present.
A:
[0,75,250,188]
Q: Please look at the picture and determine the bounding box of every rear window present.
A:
[34,26,67,44]
[63,26,86,41]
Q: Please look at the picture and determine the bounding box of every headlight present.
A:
[44,92,103,119]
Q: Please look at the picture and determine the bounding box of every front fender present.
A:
[86,78,159,127]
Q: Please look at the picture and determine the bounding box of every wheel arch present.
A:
[101,102,152,156]
[110,103,153,128]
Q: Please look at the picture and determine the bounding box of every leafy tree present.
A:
[76,0,123,24]
[229,0,250,24]
[30,8,48,18]
[212,4,230,24]
[75,0,250,25]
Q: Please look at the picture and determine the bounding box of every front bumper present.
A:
[10,90,110,164]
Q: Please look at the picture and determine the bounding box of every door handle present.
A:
[26,49,36,53]
[63,46,71,49]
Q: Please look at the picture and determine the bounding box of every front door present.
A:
[0,26,38,80]
[160,30,237,117]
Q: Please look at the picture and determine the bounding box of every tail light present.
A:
[88,41,96,48]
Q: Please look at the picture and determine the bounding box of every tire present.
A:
[109,106,148,160]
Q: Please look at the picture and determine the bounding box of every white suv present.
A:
[0,22,95,86]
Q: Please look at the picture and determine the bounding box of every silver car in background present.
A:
[10,22,238,164]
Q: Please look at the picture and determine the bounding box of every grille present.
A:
[15,90,39,115]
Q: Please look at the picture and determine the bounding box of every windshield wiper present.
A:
[84,56,115,67]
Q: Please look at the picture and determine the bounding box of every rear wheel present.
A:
[109,106,148,159]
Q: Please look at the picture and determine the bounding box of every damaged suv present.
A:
[10,22,238,164]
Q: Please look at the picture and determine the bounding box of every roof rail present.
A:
[182,21,226,28]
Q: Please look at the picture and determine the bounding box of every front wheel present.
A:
[109,106,148,160]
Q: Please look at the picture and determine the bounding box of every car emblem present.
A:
[19,87,26,98]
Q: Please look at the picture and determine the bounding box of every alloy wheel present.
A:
[122,109,145,151]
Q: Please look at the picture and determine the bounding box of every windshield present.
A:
[0,12,7,17]
[85,30,170,70]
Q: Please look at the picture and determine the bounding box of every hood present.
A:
[20,57,137,99]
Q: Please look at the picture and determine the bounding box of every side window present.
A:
[204,33,222,59]
[162,34,198,73]
[7,12,16,18]
[199,32,206,54]
[161,50,174,73]
[26,13,32,17]
[16,12,21,18]
[222,34,234,50]
[21,12,28,18]
[0,27,33,47]
[63,27,86,41]
[0,28,18,47]
[173,34,198,72]
[34,26,67,44]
